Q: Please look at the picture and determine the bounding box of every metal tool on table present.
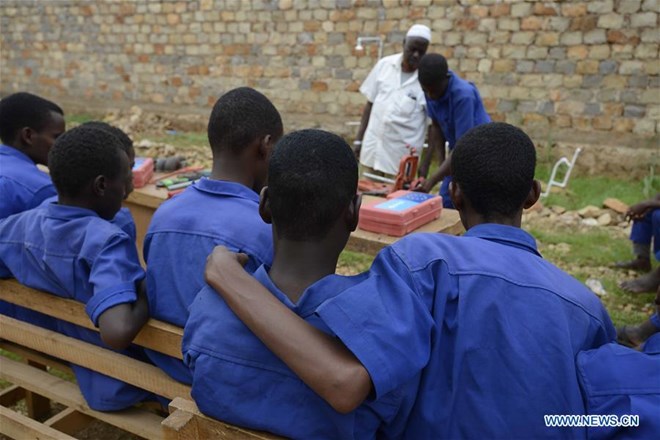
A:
[358,146,426,196]
[152,166,210,198]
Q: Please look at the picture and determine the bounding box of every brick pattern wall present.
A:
[1,0,658,137]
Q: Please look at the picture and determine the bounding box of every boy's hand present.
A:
[204,246,249,294]
[625,202,650,221]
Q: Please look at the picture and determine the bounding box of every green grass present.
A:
[146,131,208,148]
[66,113,96,126]
[535,163,659,210]
[338,250,373,275]
[529,227,656,326]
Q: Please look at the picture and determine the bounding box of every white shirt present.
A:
[360,53,428,175]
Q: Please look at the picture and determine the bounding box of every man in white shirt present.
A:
[353,24,431,178]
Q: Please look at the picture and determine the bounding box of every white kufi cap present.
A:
[406,24,431,43]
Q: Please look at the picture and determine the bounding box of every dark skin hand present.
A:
[625,194,660,221]
[417,120,449,192]
[204,246,373,414]
[98,279,149,350]
[353,102,373,160]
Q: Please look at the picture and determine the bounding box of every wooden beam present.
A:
[25,359,52,420]
[44,408,94,436]
[0,385,25,407]
[0,315,190,401]
[0,341,74,377]
[0,356,163,440]
[0,405,76,440]
[0,279,184,359]
[167,398,282,440]
[162,409,198,440]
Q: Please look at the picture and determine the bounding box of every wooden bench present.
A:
[0,279,281,439]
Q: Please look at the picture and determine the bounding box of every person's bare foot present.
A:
[614,256,652,272]
[620,267,660,293]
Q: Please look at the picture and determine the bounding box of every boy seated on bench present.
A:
[0,126,154,411]
[183,130,416,438]
[41,121,138,240]
[0,92,66,327]
[144,87,282,385]
[204,123,616,438]
[0,92,65,220]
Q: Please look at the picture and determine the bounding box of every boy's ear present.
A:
[19,127,33,146]
[449,181,463,211]
[93,175,107,196]
[258,134,272,160]
[258,186,272,224]
[346,194,362,232]
[523,180,542,209]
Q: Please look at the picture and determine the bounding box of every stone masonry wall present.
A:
[1,0,658,142]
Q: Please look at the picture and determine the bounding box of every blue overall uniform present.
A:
[630,208,660,260]
[577,333,660,439]
[144,178,273,384]
[183,266,417,439]
[0,203,152,411]
[0,144,57,220]
[425,72,490,208]
[316,224,616,438]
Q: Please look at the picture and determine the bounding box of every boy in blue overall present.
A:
[615,194,660,293]
[0,92,65,219]
[41,121,138,239]
[184,129,416,438]
[416,54,490,209]
[577,298,660,440]
[205,122,616,438]
[0,126,153,411]
[144,87,282,384]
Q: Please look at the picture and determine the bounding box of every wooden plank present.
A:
[162,409,198,440]
[0,279,184,359]
[44,408,94,436]
[0,405,76,440]
[168,398,282,440]
[0,341,74,376]
[0,385,25,407]
[25,359,52,420]
[124,184,168,210]
[347,200,463,256]
[0,356,163,440]
[0,315,191,401]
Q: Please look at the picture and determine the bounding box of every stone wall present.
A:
[1,0,658,142]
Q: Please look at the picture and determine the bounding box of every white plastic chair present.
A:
[541,147,582,198]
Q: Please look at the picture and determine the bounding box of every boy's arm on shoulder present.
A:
[204,246,373,414]
[88,233,149,350]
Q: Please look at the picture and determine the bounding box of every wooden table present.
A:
[124,185,464,261]
[348,195,463,255]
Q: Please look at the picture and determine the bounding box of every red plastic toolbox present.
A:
[132,157,154,188]
[358,190,443,237]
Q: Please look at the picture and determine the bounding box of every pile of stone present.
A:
[523,197,631,233]
[103,106,173,136]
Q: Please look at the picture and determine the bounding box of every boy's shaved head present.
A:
[0,92,64,144]
[451,122,536,219]
[79,121,133,154]
[418,53,448,88]
[207,87,283,155]
[268,129,358,241]
[48,126,126,197]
